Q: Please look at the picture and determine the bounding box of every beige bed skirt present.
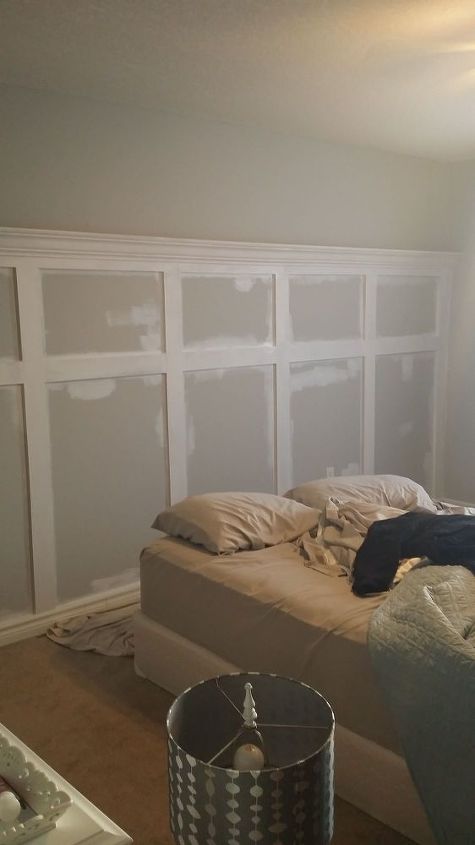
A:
[134,610,435,845]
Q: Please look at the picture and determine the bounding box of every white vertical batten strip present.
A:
[163,267,187,504]
[363,272,377,474]
[432,270,453,498]
[15,259,58,612]
[274,269,291,493]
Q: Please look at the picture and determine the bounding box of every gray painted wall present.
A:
[445,164,475,502]
[0,85,463,250]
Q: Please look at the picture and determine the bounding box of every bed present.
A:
[134,482,438,845]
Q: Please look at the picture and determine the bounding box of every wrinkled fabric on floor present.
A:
[47,604,138,656]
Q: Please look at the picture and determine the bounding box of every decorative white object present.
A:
[0,777,21,823]
[0,723,132,844]
[232,682,266,770]
[242,681,257,727]
[0,730,71,842]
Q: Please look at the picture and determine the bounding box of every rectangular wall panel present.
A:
[0,386,32,617]
[42,270,164,354]
[181,274,274,348]
[0,268,20,360]
[48,375,168,601]
[289,275,363,342]
[376,275,437,337]
[185,365,275,494]
[290,358,363,486]
[375,352,434,487]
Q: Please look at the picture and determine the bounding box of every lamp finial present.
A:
[242,681,257,727]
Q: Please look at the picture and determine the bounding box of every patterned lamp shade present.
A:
[167,673,334,844]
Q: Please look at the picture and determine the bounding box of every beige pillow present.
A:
[153,492,319,554]
[285,474,436,513]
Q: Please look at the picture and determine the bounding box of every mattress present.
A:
[140,536,399,753]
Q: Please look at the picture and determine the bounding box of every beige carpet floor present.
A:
[0,635,414,845]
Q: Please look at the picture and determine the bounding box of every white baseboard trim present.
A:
[0,585,140,647]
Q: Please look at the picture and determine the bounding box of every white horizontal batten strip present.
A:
[12,255,174,274]
[178,262,280,277]
[371,270,442,280]
[45,352,167,383]
[288,340,365,364]
[374,335,439,355]
[182,345,276,372]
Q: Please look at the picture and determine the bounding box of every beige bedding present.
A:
[140,536,400,753]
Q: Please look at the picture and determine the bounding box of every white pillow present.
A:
[285,474,436,513]
[153,492,320,554]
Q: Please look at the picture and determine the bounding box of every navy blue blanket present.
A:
[352,511,475,596]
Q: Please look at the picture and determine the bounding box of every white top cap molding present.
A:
[0,227,459,272]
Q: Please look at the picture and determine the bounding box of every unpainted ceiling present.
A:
[1,0,475,160]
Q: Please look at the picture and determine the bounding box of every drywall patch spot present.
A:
[67,380,116,400]
[142,374,163,387]
[42,270,164,355]
[290,360,360,393]
[107,303,163,351]
[234,275,257,293]
[139,332,162,351]
[106,303,161,328]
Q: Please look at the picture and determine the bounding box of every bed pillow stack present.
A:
[153,491,319,554]
[285,474,436,513]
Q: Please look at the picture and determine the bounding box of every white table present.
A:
[0,723,132,844]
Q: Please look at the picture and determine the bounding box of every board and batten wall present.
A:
[0,229,456,644]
